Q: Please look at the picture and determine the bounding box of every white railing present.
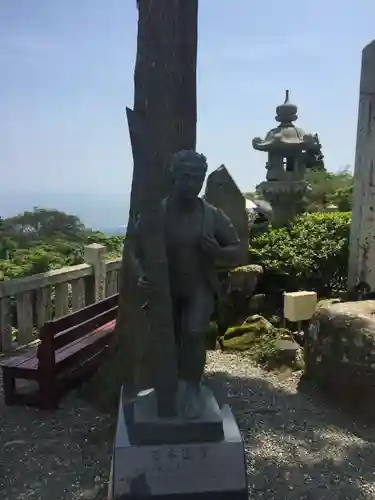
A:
[0,244,122,352]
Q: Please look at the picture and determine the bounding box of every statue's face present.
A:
[172,162,206,201]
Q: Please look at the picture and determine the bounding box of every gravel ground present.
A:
[0,348,115,500]
[0,392,115,500]
[206,351,375,500]
[1,350,375,499]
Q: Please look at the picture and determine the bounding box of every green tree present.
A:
[304,166,353,212]
[329,184,353,212]
[5,207,86,244]
[0,216,17,260]
[0,208,124,279]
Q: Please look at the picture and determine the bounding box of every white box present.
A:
[284,291,317,322]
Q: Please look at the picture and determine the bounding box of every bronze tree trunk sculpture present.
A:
[87,0,198,411]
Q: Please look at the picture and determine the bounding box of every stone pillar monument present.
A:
[348,40,375,291]
[204,164,249,266]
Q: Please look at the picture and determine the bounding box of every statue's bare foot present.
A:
[183,383,202,420]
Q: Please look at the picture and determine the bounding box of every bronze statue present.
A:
[132,150,241,419]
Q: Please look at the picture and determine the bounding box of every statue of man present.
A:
[133,150,241,419]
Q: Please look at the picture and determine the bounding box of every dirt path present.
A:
[1,350,375,499]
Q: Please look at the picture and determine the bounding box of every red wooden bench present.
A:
[1,293,119,410]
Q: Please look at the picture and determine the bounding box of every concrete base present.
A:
[129,382,224,445]
[108,387,248,499]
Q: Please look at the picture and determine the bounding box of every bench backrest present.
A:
[37,293,119,370]
[43,293,119,336]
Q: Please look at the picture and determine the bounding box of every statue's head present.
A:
[170,150,208,201]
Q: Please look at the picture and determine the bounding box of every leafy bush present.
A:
[249,212,351,297]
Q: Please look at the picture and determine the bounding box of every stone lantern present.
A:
[252,90,323,227]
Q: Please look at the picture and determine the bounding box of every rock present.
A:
[274,338,303,368]
[221,315,302,370]
[305,300,375,415]
[216,266,264,337]
[205,321,219,350]
[247,293,266,315]
[222,315,274,350]
[228,265,263,297]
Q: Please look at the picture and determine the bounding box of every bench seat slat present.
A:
[55,324,115,373]
[54,318,116,359]
[10,357,38,370]
[2,320,116,373]
[1,348,39,369]
[56,319,116,364]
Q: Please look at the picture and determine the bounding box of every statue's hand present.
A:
[137,276,153,290]
[202,235,221,258]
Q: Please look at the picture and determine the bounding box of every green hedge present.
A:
[249,212,351,297]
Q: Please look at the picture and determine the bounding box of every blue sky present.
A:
[1,0,375,201]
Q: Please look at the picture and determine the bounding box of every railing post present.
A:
[0,297,13,352]
[84,244,107,302]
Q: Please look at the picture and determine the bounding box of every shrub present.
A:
[249,212,351,297]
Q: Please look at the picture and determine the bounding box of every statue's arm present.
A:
[129,214,146,280]
[213,208,242,266]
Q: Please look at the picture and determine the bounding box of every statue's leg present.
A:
[172,298,184,375]
[180,285,215,389]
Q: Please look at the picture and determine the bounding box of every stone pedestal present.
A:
[258,179,307,228]
[108,386,248,499]
[130,382,224,445]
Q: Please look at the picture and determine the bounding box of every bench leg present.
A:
[38,376,59,410]
[3,370,16,406]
